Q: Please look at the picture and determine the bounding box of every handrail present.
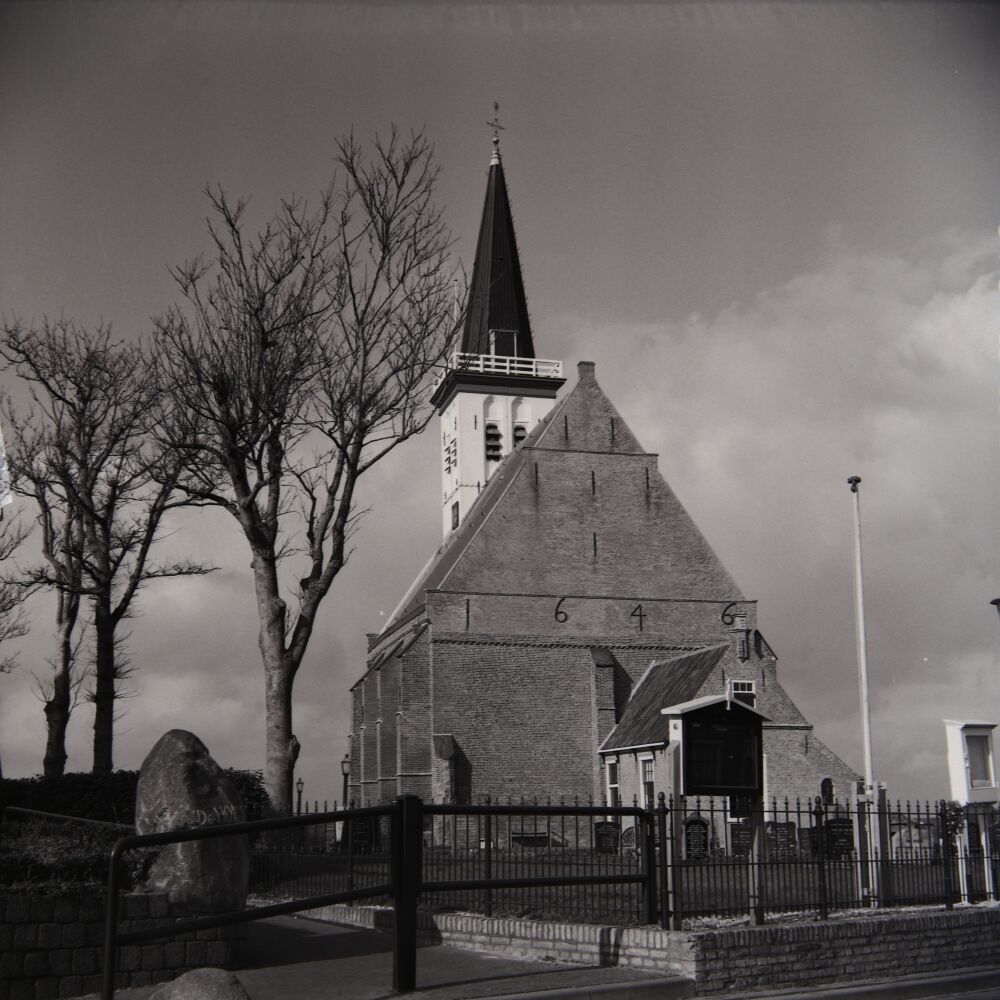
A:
[2,805,134,831]
[101,802,396,1000]
[435,350,563,384]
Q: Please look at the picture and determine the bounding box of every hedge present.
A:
[0,768,271,825]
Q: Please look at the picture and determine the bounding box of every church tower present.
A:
[430,128,564,537]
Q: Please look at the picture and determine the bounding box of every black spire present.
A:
[461,138,535,359]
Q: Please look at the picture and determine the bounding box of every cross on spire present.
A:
[486,101,504,164]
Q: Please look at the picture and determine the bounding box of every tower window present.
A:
[485,422,502,462]
[513,423,527,448]
[451,502,460,531]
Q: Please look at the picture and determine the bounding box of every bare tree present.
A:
[0,516,30,672]
[155,130,462,813]
[1,319,212,775]
[0,514,32,779]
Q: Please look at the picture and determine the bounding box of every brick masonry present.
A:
[305,902,1000,994]
[348,365,858,810]
[0,892,245,1000]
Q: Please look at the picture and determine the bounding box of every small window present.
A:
[450,501,460,531]
[732,680,755,708]
[968,734,993,787]
[641,757,655,810]
[606,759,621,808]
[513,423,528,447]
[485,422,502,462]
[820,777,835,805]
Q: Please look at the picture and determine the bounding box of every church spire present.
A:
[461,106,535,359]
[432,115,563,538]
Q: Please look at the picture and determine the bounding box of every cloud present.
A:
[1,231,995,806]
[551,230,999,800]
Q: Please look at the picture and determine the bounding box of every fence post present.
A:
[876,785,893,907]
[100,838,127,1000]
[484,797,493,918]
[813,798,828,921]
[641,805,658,925]
[393,795,422,993]
[853,790,875,907]
[939,801,956,910]
[656,794,669,929]
[748,795,765,925]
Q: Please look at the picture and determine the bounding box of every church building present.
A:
[347,133,856,810]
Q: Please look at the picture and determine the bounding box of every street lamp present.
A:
[341,752,351,807]
[295,776,304,816]
[991,598,1000,625]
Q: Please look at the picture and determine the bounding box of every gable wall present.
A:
[448,449,743,601]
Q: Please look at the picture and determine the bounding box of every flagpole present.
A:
[848,476,874,793]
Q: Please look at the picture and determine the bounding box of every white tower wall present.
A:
[440,389,556,537]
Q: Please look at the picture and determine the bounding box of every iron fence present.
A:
[658,792,999,925]
[421,799,653,925]
[96,792,1000,998]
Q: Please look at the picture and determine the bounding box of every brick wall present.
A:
[763,727,859,806]
[305,902,1000,994]
[429,639,598,803]
[0,892,245,1000]
[688,908,1000,994]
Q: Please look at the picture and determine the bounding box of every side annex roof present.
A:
[600,644,730,753]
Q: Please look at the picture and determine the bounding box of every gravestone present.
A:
[136,729,249,914]
[684,818,710,860]
[825,817,855,859]
[731,822,751,857]
[593,820,620,854]
[765,820,797,860]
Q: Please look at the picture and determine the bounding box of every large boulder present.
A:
[150,968,251,1000]
[136,729,250,914]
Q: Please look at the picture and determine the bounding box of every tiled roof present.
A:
[600,644,730,752]
[461,155,535,358]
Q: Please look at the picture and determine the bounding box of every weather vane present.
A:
[486,101,504,162]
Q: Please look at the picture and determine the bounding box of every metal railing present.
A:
[657,793,998,926]
[100,803,396,1000]
[421,799,657,926]
[96,793,1000,997]
[3,805,134,831]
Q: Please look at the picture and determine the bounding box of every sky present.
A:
[0,1,998,804]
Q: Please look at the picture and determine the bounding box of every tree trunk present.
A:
[263,661,294,816]
[254,550,297,815]
[43,590,79,779]
[91,601,115,775]
[42,665,71,778]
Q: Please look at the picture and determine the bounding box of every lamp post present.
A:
[991,599,1000,626]
[341,752,351,808]
[848,476,875,795]
[295,776,304,816]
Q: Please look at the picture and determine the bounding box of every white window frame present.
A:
[605,757,620,809]
[640,754,655,811]
[731,679,756,708]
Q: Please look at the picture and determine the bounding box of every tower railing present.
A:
[438,350,563,383]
